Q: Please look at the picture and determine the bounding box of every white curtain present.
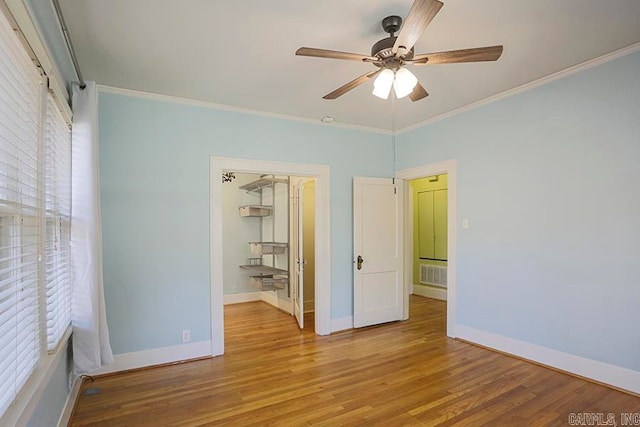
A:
[71,81,114,373]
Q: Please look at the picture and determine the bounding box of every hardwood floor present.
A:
[70,296,640,426]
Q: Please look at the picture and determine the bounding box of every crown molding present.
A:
[96,84,391,135]
[398,42,640,134]
[97,42,639,136]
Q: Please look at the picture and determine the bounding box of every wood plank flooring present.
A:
[70,296,640,426]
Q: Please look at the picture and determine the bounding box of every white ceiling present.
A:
[57,0,640,131]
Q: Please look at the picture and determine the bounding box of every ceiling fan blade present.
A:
[296,47,378,62]
[392,0,444,56]
[323,70,382,100]
[413,45,504,65]
[409,82,429,101]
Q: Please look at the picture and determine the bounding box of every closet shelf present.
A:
[239,205,273,217]
[249,242,288,255]
[239,265,288,275]
[239,177,288,193]
[250,275,288,291]
[237,175,289,295]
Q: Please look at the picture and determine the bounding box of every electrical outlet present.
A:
[182,329,191,343]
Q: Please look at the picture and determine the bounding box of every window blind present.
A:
[0,8,43,416]
[44,93,71,352]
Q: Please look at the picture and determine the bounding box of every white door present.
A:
[291,181,304,329]
[353,177,403,328]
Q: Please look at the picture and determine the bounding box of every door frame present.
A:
[396,159,457,338]
[210,157,331,356]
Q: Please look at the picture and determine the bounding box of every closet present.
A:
[238,176,290,296]
[222,172,315,328]
[417,188,448,261]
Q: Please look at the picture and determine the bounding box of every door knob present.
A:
[357,255,364,270]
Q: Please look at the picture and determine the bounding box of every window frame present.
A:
[0,1,74,424]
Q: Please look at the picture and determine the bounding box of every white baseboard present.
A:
[57,376,82,427]
[413,284,447,301]
[261,291,293,314]
[224,292,262,305]
[331,316,353,333]
[456,325,640,395]
[88,341,212,376]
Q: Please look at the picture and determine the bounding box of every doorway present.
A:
[290,178,316,329]
[396,160,457,338]
[221,172,315,330]
[410,173,448,301]
[210,157,331,356]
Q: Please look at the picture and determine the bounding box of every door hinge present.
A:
[394,187,397,194]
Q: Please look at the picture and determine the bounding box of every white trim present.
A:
[456,325,640,395]
[97,84,389,135]
[223,292,262,305]
[399,42,640,134]
[413,285,447,301]
[56,376,81,427]
[330,316,353,333]
[3,0,71,120]
[396,159,457,338]
[87,341,212,376]
[210,157,332,357]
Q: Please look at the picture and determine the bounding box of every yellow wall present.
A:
[302,180,315,312]
[411,174,448,285]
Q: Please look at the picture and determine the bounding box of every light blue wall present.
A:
[23,0,640,379]
[397,51,640,371]
[99,93,392,354]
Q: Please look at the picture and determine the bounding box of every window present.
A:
[0,8,72,418]
[44,94,71,351]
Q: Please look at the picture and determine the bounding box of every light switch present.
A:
[462,218,469,229]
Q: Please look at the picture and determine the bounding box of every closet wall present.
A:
[222,173,292,313]
[222,173,263,295]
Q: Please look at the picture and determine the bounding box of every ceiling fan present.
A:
[295,0,503,102]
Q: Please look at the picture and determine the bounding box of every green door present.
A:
[417,191,435,259]
[433,189,448,260]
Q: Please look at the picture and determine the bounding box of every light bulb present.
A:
[372,69,394,99]
[393,68,418,99]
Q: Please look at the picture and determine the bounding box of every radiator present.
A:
[419,264,447,288]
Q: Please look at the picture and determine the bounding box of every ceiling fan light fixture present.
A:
[372,69,394,99]
[393,68,418,99]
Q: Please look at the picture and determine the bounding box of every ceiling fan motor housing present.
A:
[371,37,414,64]
[372,15,414,66]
